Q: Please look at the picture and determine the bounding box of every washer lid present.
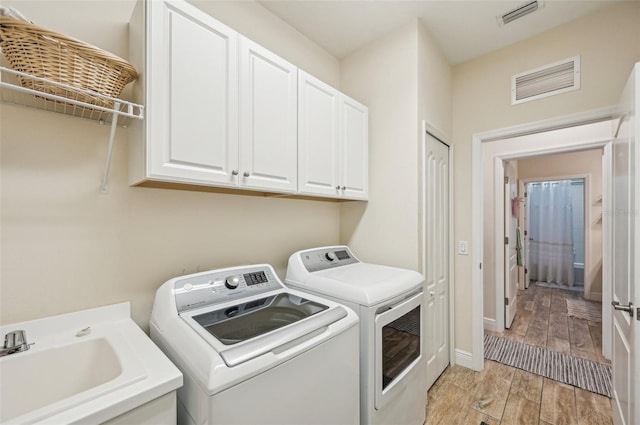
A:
[192,293,329,345]
[287,262,424,306]
[181,291,350,367]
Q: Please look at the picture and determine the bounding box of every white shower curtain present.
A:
[528,180,575,286]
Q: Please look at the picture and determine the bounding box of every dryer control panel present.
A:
[301,246,359,272]
[173,265,283,313]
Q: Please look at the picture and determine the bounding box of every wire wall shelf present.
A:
[0,66,145,193]
[0,66,143,125]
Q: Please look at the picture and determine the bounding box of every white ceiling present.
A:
[258,0,622,65]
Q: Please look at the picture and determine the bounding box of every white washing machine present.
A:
[286,246,426,425]
[150,264,360,425]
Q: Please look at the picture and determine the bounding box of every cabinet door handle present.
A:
[231,169,239,176]
[335,186,340,190]
[243,171,251,177]
[341,186,346,190]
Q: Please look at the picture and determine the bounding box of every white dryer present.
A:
[286,246,426,425]
[151,264,360,425]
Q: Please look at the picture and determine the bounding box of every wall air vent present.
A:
[511,56,580,105]
[498,1,544,26]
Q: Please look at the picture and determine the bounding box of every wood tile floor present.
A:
[425,284,613,425]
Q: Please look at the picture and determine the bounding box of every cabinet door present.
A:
[298,71,340,197]
[239,37,297,193]
[148,0,239,186]
[339,95,368,200]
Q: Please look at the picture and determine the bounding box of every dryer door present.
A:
[374,290,423,409]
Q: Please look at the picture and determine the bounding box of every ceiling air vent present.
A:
[511,56,580,105]
[498,1,543,25]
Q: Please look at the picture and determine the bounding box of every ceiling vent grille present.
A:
[499,1,543,25]
[511,56,580,105]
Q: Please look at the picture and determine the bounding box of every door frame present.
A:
[420,120,456,366]
[470,106,617,371]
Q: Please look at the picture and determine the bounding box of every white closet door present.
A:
[239,36,297,193]
[424,133,450,390]
[298,70,339,197]
[148,0,239,185]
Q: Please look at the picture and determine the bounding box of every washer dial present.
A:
[225,276,241,289]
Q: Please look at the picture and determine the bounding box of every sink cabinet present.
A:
[0,303,181,425]
[298,71,368,200]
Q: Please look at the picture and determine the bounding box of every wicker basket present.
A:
[0,16,137,108]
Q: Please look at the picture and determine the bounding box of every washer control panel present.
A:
[301,247,359,273]
[173,265,282,313]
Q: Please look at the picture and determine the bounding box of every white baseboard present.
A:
[484,317,496,332]
[587,291,602,302]
[454,348,474,369]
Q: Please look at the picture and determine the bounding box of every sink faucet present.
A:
[1,330,33,357]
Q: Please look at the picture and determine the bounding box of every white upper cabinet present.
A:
[239,36,298,193]
[130,0,366,199]
[144,0,239,186]
[133,0,298,193]
[298,71,368,200]
[339,95,369,200]
[298,71,340,197]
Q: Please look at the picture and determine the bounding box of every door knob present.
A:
[243,171,251,177]
[231,169,239,176]
[611,301,634,318]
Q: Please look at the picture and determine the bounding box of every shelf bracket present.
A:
[101,101,121,194]
[1,67,144,194]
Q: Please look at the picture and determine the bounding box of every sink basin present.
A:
[0,303,182,424]
[1,338,124,422]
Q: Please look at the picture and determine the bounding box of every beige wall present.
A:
[0,0,342,329]
[339,20,420,269]
[190,0,340,88]
[339,19,452,272]
[418,23,453,274]
[453,2,640,352]
[418,23,453,140]
[518,149,604,298]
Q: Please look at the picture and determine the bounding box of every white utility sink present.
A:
[0,303,182,424]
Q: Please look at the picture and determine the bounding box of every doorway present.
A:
[469,109,617,372]
[487,137,611,337]
[499,152,603,346]
[471,64,639,425]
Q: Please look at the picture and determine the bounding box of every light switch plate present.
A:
[458,240,469,255]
